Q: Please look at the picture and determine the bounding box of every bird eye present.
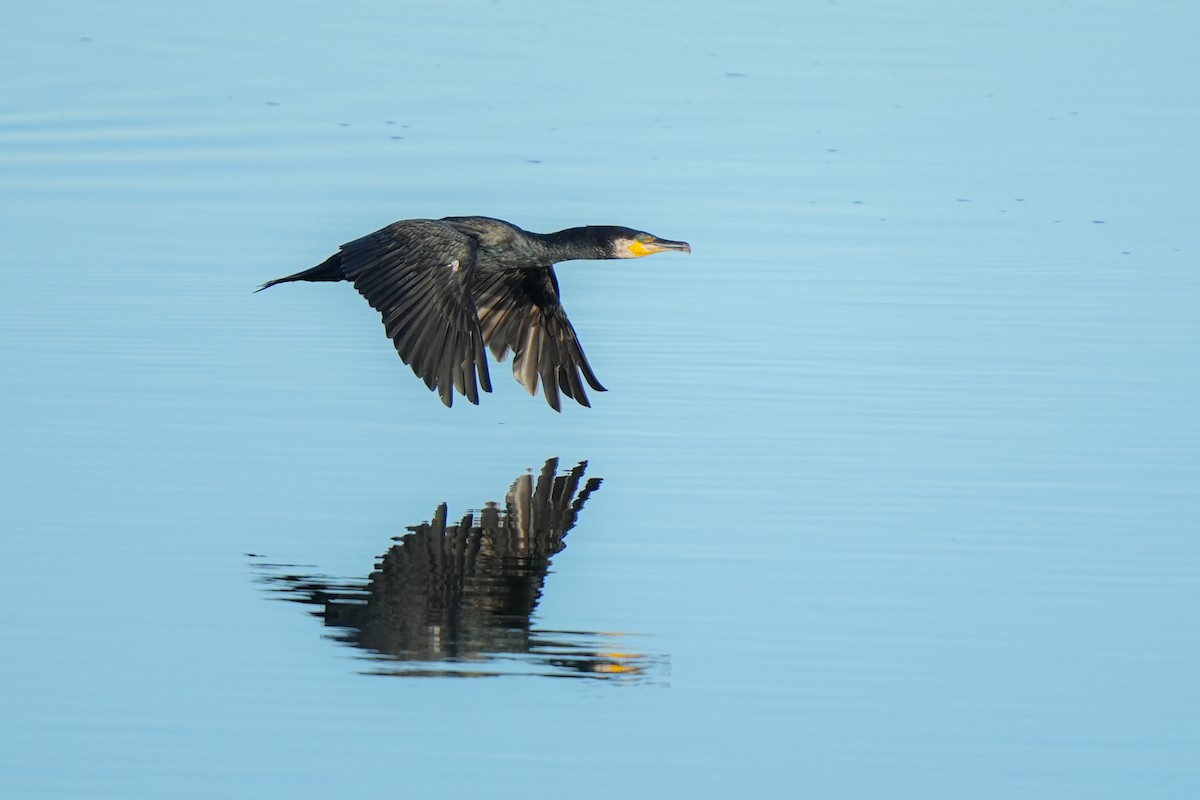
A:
[635,233,652,244]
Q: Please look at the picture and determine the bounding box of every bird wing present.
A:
[472,266,606,411]
[340,220,491,406]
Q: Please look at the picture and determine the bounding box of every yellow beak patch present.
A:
[627,240,658,257]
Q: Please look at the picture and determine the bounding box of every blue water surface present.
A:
[2,1,1197,798]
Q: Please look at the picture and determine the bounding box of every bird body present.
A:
[258,216,690,410]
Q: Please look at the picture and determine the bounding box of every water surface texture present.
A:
[2,1,1198,798]
[252,458,665,681]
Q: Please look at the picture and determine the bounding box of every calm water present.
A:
[3,0,1198,797]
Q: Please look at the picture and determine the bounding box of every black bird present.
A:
[258,216,691,410]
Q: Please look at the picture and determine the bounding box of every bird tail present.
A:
[254,253,346,292]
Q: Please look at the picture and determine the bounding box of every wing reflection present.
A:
[252,458,667,683]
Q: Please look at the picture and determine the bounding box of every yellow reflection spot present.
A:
[596,663,642,675]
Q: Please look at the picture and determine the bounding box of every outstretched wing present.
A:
[341,220,491,406]
[472,267,605,411]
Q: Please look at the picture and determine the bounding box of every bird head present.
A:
[612,230,692,259]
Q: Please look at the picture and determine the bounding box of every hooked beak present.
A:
[649,238,691,254]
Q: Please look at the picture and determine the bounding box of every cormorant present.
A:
[257,216,690,410]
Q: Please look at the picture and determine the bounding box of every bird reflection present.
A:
[252,458,666,682]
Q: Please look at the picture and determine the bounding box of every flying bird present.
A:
[257,216,690,410]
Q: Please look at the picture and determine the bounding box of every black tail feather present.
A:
[255,253,345,292]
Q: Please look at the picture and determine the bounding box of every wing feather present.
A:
[341,220,490,406]
[472,266,605,411]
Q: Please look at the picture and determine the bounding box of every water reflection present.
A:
[252,459,666,683]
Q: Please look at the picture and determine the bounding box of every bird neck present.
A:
[535,228,612,263]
